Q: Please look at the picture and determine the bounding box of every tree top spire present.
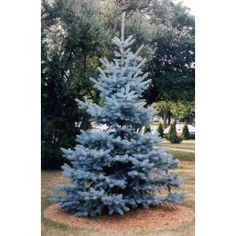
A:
[121,11,126,42]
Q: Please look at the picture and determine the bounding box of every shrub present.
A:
[157,123,164,137]
[167,123,182,143]
[181,123,190,140]
[144,126,151,133]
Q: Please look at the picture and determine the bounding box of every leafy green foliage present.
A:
[144,0,195,104]
[153,101,172,127]
[153,101,195,126]
[41,0,109,169]
[171,101,195,124]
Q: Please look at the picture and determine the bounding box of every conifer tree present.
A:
[181,123,190,140]
[144,126,151,133]
[52,13,184,217]
[157,122,164,138]
[167,123,181,144]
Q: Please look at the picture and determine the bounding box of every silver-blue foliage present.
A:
[52,31,184,217]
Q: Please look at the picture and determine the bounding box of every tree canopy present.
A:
[153,100,195,126]
[41,0,110,168]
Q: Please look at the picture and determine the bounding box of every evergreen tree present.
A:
[181,123,190,140]
[144,126,151,133]
[157,122,164,138]
[167,123,181,144]
[52,13,184,217]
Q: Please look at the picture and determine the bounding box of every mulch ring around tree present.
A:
[44,204,194,233]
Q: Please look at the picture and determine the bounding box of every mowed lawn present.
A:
[161,140,195,150]
[41,145,195,236]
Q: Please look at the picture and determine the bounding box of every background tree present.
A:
[145,0,195,104]
[181,123,190,140]
[41,0,109,169]
[157,122,164,137]
[153,100,195,127]
[170,101,195,124]
[153,101,172,128]
[167,122,181,143]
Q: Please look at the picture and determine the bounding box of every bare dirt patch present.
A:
[44,204,194,233]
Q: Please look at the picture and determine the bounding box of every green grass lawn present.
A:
[161,140,195,150]
[41,150,195,236]
[169,151,195,162]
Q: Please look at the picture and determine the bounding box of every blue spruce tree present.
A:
[52,13,184,217]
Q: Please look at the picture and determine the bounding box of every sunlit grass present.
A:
[161,140,195,150]
[169,151,195,162]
